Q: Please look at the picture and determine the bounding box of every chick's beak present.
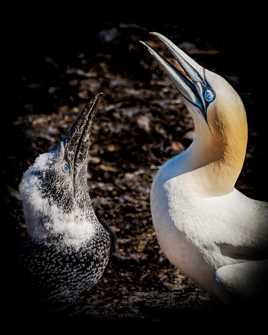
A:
[140,32,215,121]
[64,93,102,167]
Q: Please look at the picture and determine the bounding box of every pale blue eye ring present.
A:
[63,162,70,173]
[204,89,215,103]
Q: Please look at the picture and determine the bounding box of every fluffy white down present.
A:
[19,154,95,249]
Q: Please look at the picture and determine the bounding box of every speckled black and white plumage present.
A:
[21,224,110,306]
[19,94,111,307]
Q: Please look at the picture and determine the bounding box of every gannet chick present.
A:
[19,93,111,306]
[141,33,268,303]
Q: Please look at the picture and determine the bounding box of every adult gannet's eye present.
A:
[204,88,215,103]
[63,162,70,173]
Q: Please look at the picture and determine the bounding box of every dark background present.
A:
[3,6,268,324]
[7,9,267,195]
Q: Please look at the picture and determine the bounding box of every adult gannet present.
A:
[19,93,111,306]
[141,33,268,303]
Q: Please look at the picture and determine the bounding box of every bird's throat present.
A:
[184,108,248,196]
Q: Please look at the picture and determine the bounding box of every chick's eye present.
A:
[63,162,70,173]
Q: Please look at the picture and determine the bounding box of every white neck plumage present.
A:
[182,89,248,197]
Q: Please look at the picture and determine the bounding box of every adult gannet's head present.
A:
[20,94,102,244]
[141,33,248,192]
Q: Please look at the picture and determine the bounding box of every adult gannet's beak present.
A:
[140,32,216,121]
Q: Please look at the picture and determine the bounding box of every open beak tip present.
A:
[140,40,157,56]
[149,31,160,36]
[139,40,149,48]
[149,32,168,43]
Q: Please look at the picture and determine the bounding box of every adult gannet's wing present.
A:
[206,190,268,252]
[216,194,268,256]
[215,260,268,301]
[218,243,268,260]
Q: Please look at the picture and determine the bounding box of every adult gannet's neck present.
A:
[142,32,249,196]
[183,90,248,196]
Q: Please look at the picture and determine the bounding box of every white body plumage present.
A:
[151,147,268,301]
